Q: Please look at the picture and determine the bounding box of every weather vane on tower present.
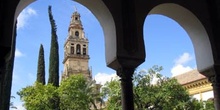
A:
[74,6,77,12]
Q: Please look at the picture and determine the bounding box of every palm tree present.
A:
[86,80,105,110]
[10,96,17,109]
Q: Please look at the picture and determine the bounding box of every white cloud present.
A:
[15,49,24,58]
[171,64,193,77]
[94,73,118,85]
[171,52,194,77]
[174,52,193,65]
[17,7,37,30]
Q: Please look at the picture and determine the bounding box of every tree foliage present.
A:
[18,65,214,110]
[47,5,60,109]
[17,82,58,110]
[18,74,104,110]
[101,78,122,110]
[36,44,46,85]
[90,83,105,110]
[10,96,17,109]
[58,75,90,110]
[48,5,59,87]
[59,74,104,110]
[204,99,215,110]
[102,65,214,110]
[133,65,191,110]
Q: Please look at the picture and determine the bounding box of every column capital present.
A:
[117,67,134,81]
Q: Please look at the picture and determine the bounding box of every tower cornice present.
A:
[68,24,83,31]
[63,54,90,64]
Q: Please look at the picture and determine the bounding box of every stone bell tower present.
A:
[62,10,91,80]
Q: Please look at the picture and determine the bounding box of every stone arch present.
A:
[15,0,116,66]
[76,44,81,54]
[147,3,213,74]
[75,31,79,37]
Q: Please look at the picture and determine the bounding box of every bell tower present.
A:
[62,10,91,80]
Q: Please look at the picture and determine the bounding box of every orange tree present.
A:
[101,65,214,110]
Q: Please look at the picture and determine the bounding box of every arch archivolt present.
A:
[147,3,214,74]
[15,0,116,67]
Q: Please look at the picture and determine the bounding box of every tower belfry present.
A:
[62,10,91,80]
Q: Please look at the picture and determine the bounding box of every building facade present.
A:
[62,10,91,80]
[174,70,213,101]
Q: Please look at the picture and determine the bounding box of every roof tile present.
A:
[173,70,206,85]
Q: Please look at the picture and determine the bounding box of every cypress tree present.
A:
[48,5,59,87]
[47,6,60,110]
[36,44,46,85]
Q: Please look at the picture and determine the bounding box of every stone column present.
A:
[0,61,7,110]
[209,75,220,110]
[0,60,6,110]
[117,67,135,110]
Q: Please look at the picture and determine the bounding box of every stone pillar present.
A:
[0,60,6,110]
[117,67,135,110]
[0,58,7,110]
[209,75,220,110]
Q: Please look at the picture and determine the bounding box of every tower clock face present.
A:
[75,31,79,37]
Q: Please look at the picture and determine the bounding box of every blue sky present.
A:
[11,0,196,109]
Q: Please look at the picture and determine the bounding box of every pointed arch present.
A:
[148,3,214,73]
[15,0,116,66]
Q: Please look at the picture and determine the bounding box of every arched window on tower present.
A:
[76,44,81,55]
[71,46,74,54]
[83,48,86,55]
[75,31,79,37]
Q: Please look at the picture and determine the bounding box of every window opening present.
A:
[83,48,86,55]
[71,47,74,54]
[75,31,79,37]
[76,44,81,54]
